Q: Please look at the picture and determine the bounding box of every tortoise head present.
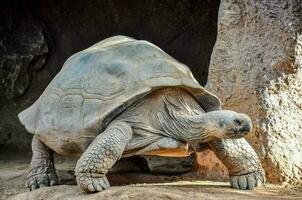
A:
[205,110,252,139]
[186,110,252,144]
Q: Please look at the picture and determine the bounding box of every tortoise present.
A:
[19,35,265,193]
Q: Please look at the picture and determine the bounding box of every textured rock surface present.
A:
[0,1,49,149]
[206,0,302,185]
[196,149,228,181]
[9,183,302,200]
[0,5,48,100]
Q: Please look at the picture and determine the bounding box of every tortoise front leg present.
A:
[75,121,132,193]
[208,138,266,190]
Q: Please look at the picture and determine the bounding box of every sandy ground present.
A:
[1,151,302,200]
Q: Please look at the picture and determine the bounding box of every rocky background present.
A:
[1,0,302,188]
[206,0,302,186]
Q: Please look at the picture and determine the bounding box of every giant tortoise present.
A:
[19,36,265,193]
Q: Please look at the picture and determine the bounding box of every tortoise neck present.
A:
[160,110,210,143]
[154,88,209,143]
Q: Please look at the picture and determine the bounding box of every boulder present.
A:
[205,0,302,185]
[0,2,49,149]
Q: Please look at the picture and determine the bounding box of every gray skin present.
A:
[26,88,265,193]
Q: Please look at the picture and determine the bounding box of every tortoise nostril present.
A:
[241,124,251,133]
[234,119,242,126]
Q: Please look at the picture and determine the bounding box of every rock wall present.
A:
[206,0,302,185]
[0,0,220,151]
[0,1,50,150]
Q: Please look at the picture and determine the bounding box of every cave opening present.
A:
[26,0,220,88]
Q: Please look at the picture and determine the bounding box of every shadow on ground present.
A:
[0,151,301,200]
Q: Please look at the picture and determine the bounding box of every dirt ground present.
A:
[1,150,301,200]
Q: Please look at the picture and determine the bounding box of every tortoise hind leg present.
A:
[75,121,132,193]
[27,136,58,191]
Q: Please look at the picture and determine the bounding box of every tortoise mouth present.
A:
[226,129,250,139]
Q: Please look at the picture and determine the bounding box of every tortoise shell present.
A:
[18,36,220,154]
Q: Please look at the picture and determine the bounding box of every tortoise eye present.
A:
[234,119,242,126]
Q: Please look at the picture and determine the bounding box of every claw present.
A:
[238,176,247,190]
[88,184,95,192]
[26,165,58,191]
[256,179,262,187]
[247,175,256,189]
[50,179,57,186]
[230,170,265,190]
[100,176,110,189]
[96,184,103,192]
[30,184,37,191]
[230,178,239,189]
[76,174,110,193]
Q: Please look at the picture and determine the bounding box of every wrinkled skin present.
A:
[209,138,265,190]
[27,137,58,191]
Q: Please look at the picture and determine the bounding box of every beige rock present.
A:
[8,182,302,200]
[205,0,302,185]
[196,150,228,181]
[2,155,300,200]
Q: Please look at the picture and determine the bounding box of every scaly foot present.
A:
[26,160,58,191]
[230,170,265,190]
[76,173,110,192]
